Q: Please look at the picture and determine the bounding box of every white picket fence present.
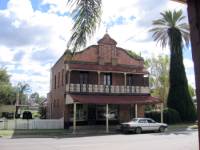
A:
[0,118,64,130]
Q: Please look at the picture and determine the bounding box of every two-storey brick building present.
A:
[47,33,160,132]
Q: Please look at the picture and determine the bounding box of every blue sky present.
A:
[0,0,195,96]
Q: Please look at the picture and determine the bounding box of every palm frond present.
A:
[149,9,190,49]
[67,0,102,54]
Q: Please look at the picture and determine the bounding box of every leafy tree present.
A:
[16,82,30,105]
[30,92,45,104]
[39,105,47,119]
[150,10,196,122]
[0,68,10,83]
[0,68,16,105]
[146,55,169,107]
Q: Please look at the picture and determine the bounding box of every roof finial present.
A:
[106,26,108,34]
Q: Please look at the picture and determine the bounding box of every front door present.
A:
[88,104,96,125]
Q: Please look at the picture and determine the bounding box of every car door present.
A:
[147,119,159,131]
[138,119,149,131]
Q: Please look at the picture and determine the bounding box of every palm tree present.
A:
[67,0,102,54]
[150,10,196,122]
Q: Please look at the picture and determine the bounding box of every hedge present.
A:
[145,108,181,124]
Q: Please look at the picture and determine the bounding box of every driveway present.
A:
[0,130,198,150]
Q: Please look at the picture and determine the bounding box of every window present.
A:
[61,69,64,86]
[57,99,59,108]
[53,99,56,107]
[96,105,118,120]
[58,72,60,88]
[69,104,88,121]
[147,119,156,123]
[54,75,56,89]
[103,73,112,85]
[139,119,147,123]
[131,118,138,122]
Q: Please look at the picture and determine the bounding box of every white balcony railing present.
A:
[66,84,150,94]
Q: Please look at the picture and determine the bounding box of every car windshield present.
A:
[131,118,138,122]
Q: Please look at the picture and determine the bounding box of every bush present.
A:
[22,111,32,119]
[32,111,40,118]
[2,112,14,119]
[145,108,181,124]
[39,106,47,119]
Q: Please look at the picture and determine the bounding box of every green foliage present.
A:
[167,26,197,122]
[126,50,143,60]
[145,55,169,106]
[150,10,196,122]
[39,105,47,119]
[22,111,32,119]
[67,0,102,54]
[145,108,181,124]
[188,84,195,97]
[149,10,190,49]
[0,68,10,83]
[0,68,17,105]
[32,111,40,118]
[30,92,46,104]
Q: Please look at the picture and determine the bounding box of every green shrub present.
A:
[32,111,40,118]
[145,108,181,124]
[22,111,32,119]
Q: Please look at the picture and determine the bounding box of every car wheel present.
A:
[159,126,165,132]
[135,127,142,134]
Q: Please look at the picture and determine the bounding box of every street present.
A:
[0,130,198,150]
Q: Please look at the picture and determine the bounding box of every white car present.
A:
[120,118,168,134]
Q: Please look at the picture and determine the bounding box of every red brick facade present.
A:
[47,34,159,126]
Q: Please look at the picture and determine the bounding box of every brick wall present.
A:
[137,104,145,117]
[119,105,130,122]
[72,46,98,63]
[112,73,124,85]
[48,55,66,119]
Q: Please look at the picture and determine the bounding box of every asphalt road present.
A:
[0,130,198,150]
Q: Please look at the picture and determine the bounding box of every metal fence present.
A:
[0,118,64,129]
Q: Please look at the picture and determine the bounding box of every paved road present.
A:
[0,130,198,150]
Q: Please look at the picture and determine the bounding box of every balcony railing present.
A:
[66,84,150,94]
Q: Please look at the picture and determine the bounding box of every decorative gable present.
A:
[97,34,117,65]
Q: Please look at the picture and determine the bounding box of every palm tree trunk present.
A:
[187,0,200,148]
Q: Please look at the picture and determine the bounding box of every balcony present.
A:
[66,84,150,94]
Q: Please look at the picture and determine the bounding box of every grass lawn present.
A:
[0,129,71,138]
[0,130,14,137]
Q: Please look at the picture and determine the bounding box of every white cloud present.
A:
[0,46,14,62]
[0,0,73,96]
[0,0,195,95]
